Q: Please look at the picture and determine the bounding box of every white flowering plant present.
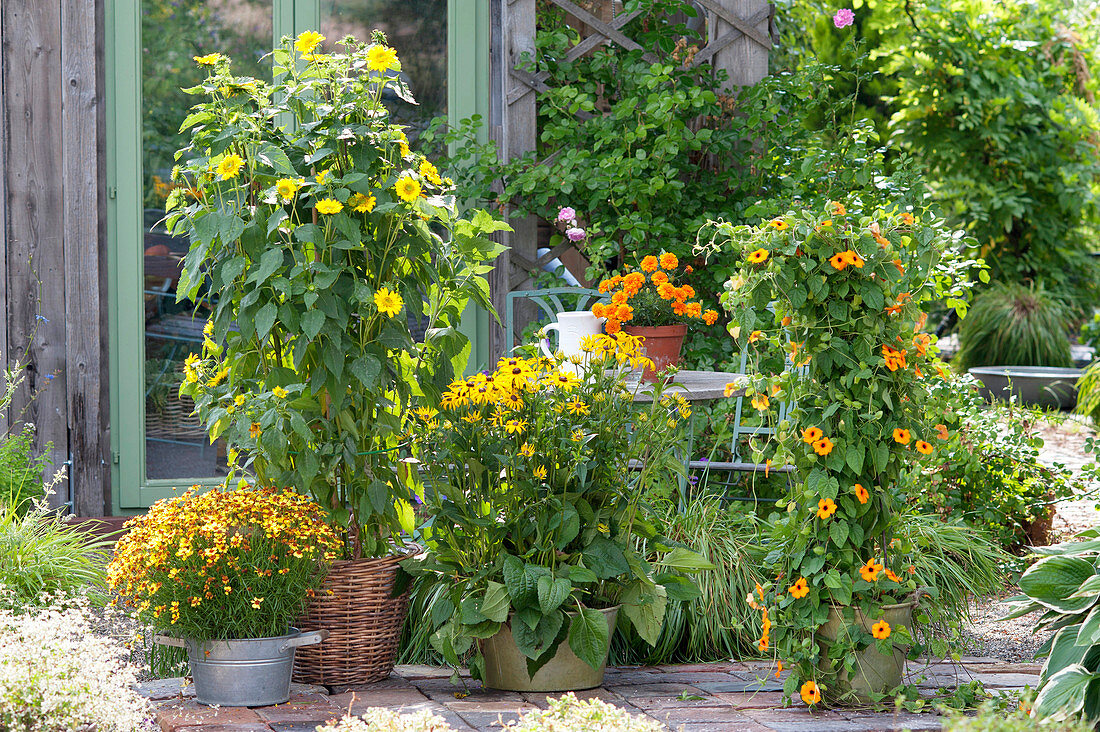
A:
[170,31,509,558]
[0,593,154,732]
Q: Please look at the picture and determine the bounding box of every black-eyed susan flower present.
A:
[854,483,869,504]
[892,428,910,445]
[800,680,821,705]
[788,577,810,599]
[871,620,891,639]
[812,437,834,456]
[915,440,933,455]
[816,498,837,519]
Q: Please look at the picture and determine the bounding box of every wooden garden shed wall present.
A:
[0,0,109,515]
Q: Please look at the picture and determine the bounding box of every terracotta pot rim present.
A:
[622,323,689,334]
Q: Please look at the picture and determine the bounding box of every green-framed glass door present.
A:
[109,0,488,511]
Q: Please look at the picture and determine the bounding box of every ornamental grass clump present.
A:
[107,486,341,640]
[407,334,711,681]
[708,200,982,705]
[170,31,508,558]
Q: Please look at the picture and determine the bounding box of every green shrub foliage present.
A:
[954,282,1074,370]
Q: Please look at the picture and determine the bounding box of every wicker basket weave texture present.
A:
[292,553,411,685]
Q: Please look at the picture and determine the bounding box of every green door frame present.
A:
[108,0,490,512]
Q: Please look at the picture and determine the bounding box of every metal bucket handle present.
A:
[153,633,188,648]
[280,629,328,652]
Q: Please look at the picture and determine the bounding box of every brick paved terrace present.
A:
[143,659,1040,732]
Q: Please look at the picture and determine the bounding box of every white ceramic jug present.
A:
[540,311,604,374]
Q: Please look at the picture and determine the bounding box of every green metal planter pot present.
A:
[155,628,326,707]
[479,606,619,692]
[817,602,914,704]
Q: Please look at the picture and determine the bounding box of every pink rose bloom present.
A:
[565,227,586,242]
[833,8,854,28]
[557,207,576,223]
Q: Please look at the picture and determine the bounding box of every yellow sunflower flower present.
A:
[295,31,325,55]
[315,198,343,215]
[367,45,399,72]
[374,287,403,317]
[194,53,224,66]
[395,175,421,203]
[216,154,245,180]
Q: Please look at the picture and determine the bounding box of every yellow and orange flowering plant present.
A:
[107,487,341,641]
[405,334,710,682]
[707,199,984,705]
[592,252,719,333]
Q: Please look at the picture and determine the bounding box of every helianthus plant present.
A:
[406,334,711,681]
[592,252,718,333]
[707,200,983,706]
[169,32,508,558]
[107,487,341,640]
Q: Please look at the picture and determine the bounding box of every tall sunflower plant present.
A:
[171,31,509,559]
[405,334,713,682]
[702,200,984,706]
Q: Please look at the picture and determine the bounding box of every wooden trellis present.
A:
[488,0,773,360]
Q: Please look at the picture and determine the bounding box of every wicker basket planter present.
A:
[291,549,415,685]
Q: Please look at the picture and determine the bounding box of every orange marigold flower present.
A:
[592,303,607,318]
[789,577,810,599]
[606,320,621,334]
[812,437,834,456]
[801,426,823,443]
[801,680,821,705]
[671,301,687,316]
[686,302,702,318]
[871,620,891,640]
[640,255,659,272]
[892,428,911,445]
[611,291,628,305]
[615,304,633,321]
[624,272,646,290]
[657,282,676,300]
[598,279,614,294]
[703,309,719,326]
[660,252,679,270]
[829,252,849,271]
[685,265,694,274]
[935,423,949,440]
[915,440,933,455]
[748,248,769,264]
[816,498,837,519]
[854,483,869,504]
[651,271,669,285]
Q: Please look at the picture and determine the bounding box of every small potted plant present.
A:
[170,31,508,683]
[709,200,982,705]
[107,486,342,707]
[406,334,712,691]
[591,252,718,381]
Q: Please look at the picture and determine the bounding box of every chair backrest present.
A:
[505,287,607,351]
[727,353,805,462]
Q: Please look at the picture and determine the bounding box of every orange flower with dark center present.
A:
[900,212,915,225]
[751,394,770,411]
[249,422,262,438]
[816,498,837,519]
[748,248,769,264]
[812,437,834,456]
[913,333,931,356]
[749,330,763,343]
[885,568,901,583]
[871,620,891,640]
[892,428,911,445]
[845,250,865,268]
[935,424,949,440]
[915,440,933,455]
[801,680,821,705]
[801,427,823,443]
[769,218,789,231]
[789,577,810,599]
[860,558,884,582]
[829,252,849,271]
[830,201,846,216]
[854,483,869,504]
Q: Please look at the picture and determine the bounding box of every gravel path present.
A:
[961,416,1097,663]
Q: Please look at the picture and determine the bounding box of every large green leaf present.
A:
[583,537,629,579]
[479,581,510,624]
[621,581,668,646]
[1035,664,1097,721]
[513,610,564,660]
[1079,606,1100,647]
[659,547,715,573]
[537,575,572,615]
[1043,625,1087,679]
[568,607,611,671]
[1021,556,1099,613]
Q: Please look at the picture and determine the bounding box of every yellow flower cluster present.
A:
[107,487,341,634]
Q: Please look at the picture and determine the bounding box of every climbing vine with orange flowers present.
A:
[705,199,985,706]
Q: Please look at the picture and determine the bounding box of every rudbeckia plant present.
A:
[406,334,711,687]
[706,200,984,705]
[170,32,508,558]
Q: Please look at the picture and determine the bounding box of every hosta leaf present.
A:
[1035,664,1096,721]
[1021,556,1099,613]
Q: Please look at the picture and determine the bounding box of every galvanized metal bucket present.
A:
[155,627,326,707]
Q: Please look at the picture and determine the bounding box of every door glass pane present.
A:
[319,0,447,139]
[141,0,273,480]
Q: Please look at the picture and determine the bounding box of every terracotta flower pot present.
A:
[622,324,687,382]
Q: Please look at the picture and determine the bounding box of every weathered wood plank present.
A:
[2,0,71,509]
[710,0,771,89]
[63,0,108,515]
[0,0,8,392]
